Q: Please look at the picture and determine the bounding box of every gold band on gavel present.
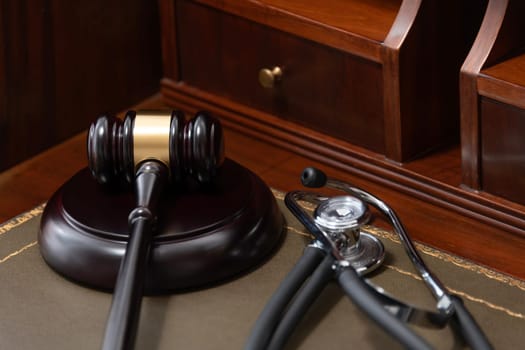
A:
[133,110,172,170]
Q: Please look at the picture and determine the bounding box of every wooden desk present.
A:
[1,93,525,281]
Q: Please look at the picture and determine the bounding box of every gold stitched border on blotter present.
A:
[3,192,525,293]
[0,204,46,236]
[384,264,525,320]
[284,223,525,320]
[363,225,525,292]
[2,225,524,322]
[272,189,525,292]
[0,199,524,321]
[0,241,37,264]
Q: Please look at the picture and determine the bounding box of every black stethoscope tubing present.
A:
[244,246,325,349]
[245,244,435,350]
[265,252,335,350]
[245,167,493,350]
[266,252,443,350]
[301,167,492,350]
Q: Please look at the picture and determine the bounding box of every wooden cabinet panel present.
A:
[461,0,525,189]
[0,0,162,171]
[481,99,525,205]
[461,0,525,205]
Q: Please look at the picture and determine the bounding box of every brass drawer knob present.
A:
[258,66,282,88]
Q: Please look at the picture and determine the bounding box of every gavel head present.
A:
[87,110,225,186]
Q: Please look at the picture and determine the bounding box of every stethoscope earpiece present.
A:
[301,166,327,188]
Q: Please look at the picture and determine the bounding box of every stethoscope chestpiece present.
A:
[285,189,385,276]
[313,195,370,246]
[312,195,385,275]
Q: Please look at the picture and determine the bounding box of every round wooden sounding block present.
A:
[38,159,284,292]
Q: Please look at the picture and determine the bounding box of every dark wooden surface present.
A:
[1,93,525,282]
[0,0,161,171]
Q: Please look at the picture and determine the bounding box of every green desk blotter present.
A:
[1,191,524,349]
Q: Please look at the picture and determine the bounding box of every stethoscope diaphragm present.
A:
[313,195,384,275]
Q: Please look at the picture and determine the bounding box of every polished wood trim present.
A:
[478,54,525,110]
[383,0,420,49]
[161,79,525,237]
[186,0,395,62]
[381,0,421,160]
[460,0,525,190]
[248,0,402,43]
[460,0,508,189]
[460,70,483,190]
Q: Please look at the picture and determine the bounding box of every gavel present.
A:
[87,110,224,350]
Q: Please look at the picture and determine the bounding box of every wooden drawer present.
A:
[176,0,385,153]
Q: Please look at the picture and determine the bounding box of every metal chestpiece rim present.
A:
[313,195,370,232]
[313,195,384,275]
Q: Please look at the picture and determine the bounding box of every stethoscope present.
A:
[245,167,493,350]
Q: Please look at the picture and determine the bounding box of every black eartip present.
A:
[301,167,327,188]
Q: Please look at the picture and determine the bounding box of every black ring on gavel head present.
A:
[87,110,225,186]
[181,110,225,184]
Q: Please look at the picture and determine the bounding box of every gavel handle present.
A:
[102,218,153,350]
[101,161,168,350]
